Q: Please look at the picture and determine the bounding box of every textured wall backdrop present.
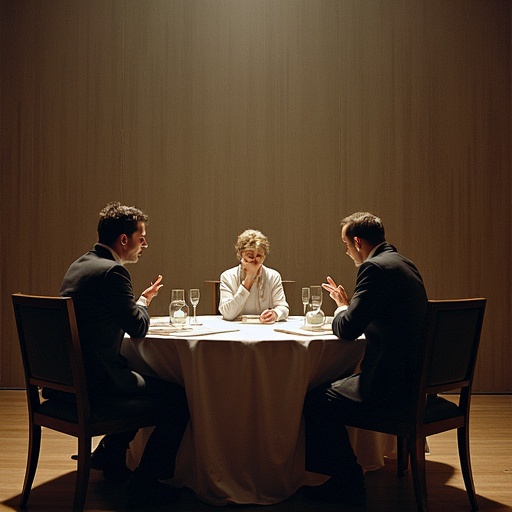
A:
[1,0,510,391]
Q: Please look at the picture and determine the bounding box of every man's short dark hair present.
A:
[97,202,148,245]
[341,212,386,246]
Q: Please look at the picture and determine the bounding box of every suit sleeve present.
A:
[102,265,150,338]
[332,261,384,340]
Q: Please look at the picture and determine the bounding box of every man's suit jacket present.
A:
[60,244,150,397]
[331,243,427,410]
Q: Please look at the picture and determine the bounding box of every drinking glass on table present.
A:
[301,287,310,316]
[171,289,184,302]
[169,289,188,329]
[189,288,201,325]
[310,285,323,310]
[304,285,325,330]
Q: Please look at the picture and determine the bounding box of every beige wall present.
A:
[1,0,511,391]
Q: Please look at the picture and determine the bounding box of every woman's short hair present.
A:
[235,229,270,260]
[341,212,386,246]
[97,202,148,245]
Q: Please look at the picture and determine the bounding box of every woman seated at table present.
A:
[219,229,289,323]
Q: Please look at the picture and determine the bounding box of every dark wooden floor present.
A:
[1,391,511,511]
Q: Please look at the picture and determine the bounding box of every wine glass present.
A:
[310,285,323,310]
[301,287,310,316]
[189,288,200,325]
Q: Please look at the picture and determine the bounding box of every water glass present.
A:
[310,285,323,309]
[169,289,188,328]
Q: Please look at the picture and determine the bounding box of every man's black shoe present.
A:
[303,473,367,506]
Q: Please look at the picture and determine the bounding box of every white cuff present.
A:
[131,370,146,389]
[137,296,148,307]
[334,305,348,317]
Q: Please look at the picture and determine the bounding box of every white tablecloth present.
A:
[121,315,394,506]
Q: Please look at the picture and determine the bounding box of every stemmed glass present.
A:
[301,287,310,316]
[310,285,323,310]
[189,288,200,325]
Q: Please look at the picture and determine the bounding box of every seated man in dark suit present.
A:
[303,212,427,506]
[60,202,189,508]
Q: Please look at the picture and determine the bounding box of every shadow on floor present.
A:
[2,458,509,512]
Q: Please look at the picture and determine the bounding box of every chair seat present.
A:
[423,396,462,424]
[36,396,167,424]
[343,396,464,435]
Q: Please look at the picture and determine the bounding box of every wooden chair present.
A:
[12,293,168,512]
[204,280,222,314]
[341,298,486,512]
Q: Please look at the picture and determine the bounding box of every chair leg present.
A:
[20,423,41,508]
[457,425,478,510]
[408,437,429,512]
[73,436,92,512]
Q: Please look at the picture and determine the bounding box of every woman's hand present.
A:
[260,309,277,324]
[240,254,263,290]
[322,275,349,307]
[240,256,263,280]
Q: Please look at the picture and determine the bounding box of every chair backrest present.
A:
[12,293,90,417]
[421,298,486,396]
